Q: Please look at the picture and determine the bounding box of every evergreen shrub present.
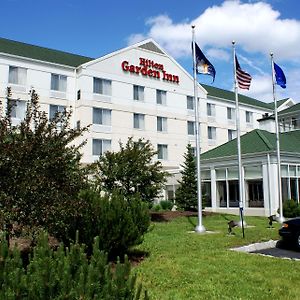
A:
[283,199,300,218]
[159,200,173,211]
[78,189,150,259]
[0,232,149,300]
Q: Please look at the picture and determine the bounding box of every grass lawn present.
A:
[134,213,300,300]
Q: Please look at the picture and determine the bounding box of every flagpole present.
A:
[232,41,245,237]
[270,52,284,223]
[192,25,205,233]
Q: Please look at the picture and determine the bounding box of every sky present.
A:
[1,0,299,103]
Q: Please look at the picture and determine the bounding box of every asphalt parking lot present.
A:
[251,242,300,260]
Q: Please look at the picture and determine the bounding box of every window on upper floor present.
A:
[228,129,237,141]
[246,111,253,124]
[51,74,67,92]
[8,66,27,85]
[207,103,216,117]
[157,116,167,132]
[156,89,166,105]
[7,99,26,119]
[93,78,111,95]
[133,113,145,129]
[227,107,235,120]
[93,108,111,126]
[208,126,216,140]
[187,96,194,110]
[187,121,195,135]
[92,139,111,156]
[157,144,168,160]
[49,104,66,120]
[133,85,144,101]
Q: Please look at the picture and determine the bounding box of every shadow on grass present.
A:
[127,248,150,267]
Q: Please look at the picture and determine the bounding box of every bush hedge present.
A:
[77,189,150,259]
[0,232,149,299]
[283,199,300,218]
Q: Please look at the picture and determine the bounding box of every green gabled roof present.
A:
[266,98,290,109]
[201,129,300,160]
[278,103,300,116]
[202,84,272,110]
[0,37,94,67]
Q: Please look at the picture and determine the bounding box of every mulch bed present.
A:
[150,210,213,222]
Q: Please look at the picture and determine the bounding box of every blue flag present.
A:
[194,42,216,82]
[274,62,286,89]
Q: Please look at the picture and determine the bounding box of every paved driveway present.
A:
[251,241,300,260]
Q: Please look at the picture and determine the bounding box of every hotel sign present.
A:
[121,57,179,84]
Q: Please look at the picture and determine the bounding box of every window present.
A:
[77,90,81,100]
[187,96,194,110]
[156,90,166,105]
[228,129,236,141]
[208,126,216,140]
[76,120,80,130]
[93,78,112,95]
[8,66,27,85]
[187,121,195,135]
[51,74,67,92]
[227,107,235,120]
[133,113,145,129]
[207,103,216,117]
[157,116,167,132]
[49,105,66,120]
[93,108,111,125]
[7,100,26,119]
[133,85,144,101]
[157,144,168,160]
[92,139,111,156]
[246,111,253,124]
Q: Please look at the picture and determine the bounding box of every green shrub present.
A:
[283,199,300,218]
[0,232,149,299]
[78,189,150,259]
[152,204,162,212]
[160,200,173,211]
[0,88,90,244]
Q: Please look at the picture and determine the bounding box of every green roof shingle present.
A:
[201,129,300,160]
[0,37,94,67]
[202,84,272,110]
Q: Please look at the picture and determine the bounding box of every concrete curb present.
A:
[230,240,278,252]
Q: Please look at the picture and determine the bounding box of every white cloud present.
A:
[127,0,300,61]
[207,48,230,61]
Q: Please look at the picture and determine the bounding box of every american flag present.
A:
[235,55,252,90]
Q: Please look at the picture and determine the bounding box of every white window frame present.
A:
[133,85,144,101]
[227,107,235,120]
[7,99,26,120]
[207,103,216,117]
[92,139,111,156]
[208,126,216,140]
[49,104,66,120]
[228,129,236,141]
[246,111,253,124]
[93,77,112,96]
[187,121,195,135]
[8,66,27,86]
[157,144,168,160]
[133,113,145,130]
[157,116,167,132]
[93,107,111,126]
[51,74,67,92]
[187,96,194,110]
[156,89,166,105]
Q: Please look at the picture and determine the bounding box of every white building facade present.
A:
[1,37,295,213]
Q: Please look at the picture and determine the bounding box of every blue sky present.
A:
[2,0,299,102]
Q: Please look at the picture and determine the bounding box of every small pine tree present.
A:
[175,144,198,211]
